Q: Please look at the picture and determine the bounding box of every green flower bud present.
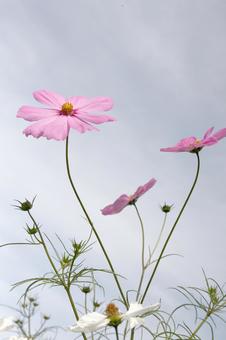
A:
[161,203,173,213]
[43,315,50,320]
[28,297,35,303]
[60,254,71,268]
[27,225,38,235]
[81,286,91,294]
[14,197,36,212]
[93,300,101,309]
[208,286,219,305]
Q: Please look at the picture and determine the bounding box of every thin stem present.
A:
[17,321,28,338]
[188,313,210,339]
[134,204,145,301]
[151,213,167,257]
[65,135,128,308]
[84,293,88,314]
[141,152,200,303]
[27,302,32,337]
[115,326,120,340]
[27,212,88,340]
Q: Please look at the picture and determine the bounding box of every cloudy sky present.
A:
[0,0,226,339]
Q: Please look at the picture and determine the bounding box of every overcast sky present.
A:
[0,0,226,339]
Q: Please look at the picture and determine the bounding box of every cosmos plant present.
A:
[1,89,226,339]
[0,296,57,340]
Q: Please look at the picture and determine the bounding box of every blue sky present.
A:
[0,1,226,339]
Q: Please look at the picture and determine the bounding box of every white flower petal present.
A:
[129,317,144,329]
[70,312,108,333]
[0,316,14,331]
[123,302,160,319]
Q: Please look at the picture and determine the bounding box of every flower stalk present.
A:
[141,152,200,303]
[65,135,128,308]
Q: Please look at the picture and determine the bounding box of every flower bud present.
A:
[81,286,91,294]
[20,200,33,211]
[208,286,219,305]
[72,240,82,254]
[105,303,122,327]
[60,254,71,268]
[93,300,101,309]
[28,297,35,303]
[161,203,173,213]
[26,225,38,235]
[14,197,36,211]
[15,319,23,325]
[43,315,50,320]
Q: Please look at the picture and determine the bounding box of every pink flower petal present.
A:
[161,128,226,153]
[201,137,218,146]
[76,113,116,124]
[101,195,130,215]
[161,137,197,152]
[211,128,226,141]
[160,146,185,152]
[132,178,157,200]
[33,90,66,108]
[17,106,58,121]
[76,97,113,113]
[23,116,69,140]
[67,116,98,133]
[67,96,90,108]
[203,127,214,139]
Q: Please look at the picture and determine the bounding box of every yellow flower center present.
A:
[105,303,120,317]
[105,303,122,327]
[61,102,74,115]
[195,139,201,145]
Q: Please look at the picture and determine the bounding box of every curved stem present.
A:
[141,152,200,303]
[27,212,87,340]
[65,135,128,308]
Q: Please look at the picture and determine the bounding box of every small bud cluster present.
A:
[208,286,219,305]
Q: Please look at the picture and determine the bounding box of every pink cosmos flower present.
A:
[160,127,226,153]
[17,90,115,140]
[101,178,156,215]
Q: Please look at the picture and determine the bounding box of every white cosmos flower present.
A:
[0,316,15,331]
[70,302,160,333]
[69,312,109,333]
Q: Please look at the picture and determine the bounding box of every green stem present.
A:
[141,152,200,303]
[188,313,210,339]
[134,204,145,301]
[27,212,87,340]
[27,302,32,337]
[151,213,167,257]
[65,136,128,308]
[84,293,88,314]
[115,326,120,340]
